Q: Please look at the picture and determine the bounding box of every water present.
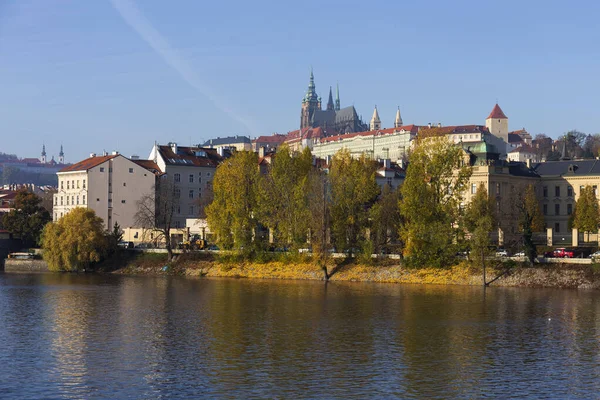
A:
[0,273,599,399]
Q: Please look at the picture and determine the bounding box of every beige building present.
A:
[202,135,252,152]
[53,153,160,230]
[148,143,223,229]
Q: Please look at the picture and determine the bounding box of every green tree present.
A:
[206,151,263,253]
[572,185,600,241]
[515,184,544,264]
[370,184,403,255]
[2,188,51,246]
[399,131,472,267]
[259,145,313,250]
[42,208,108,271]
[463,183,496,277]
[329,149,379,257]
[306,169,332,279]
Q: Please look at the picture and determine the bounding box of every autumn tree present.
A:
[134,177,177,260]
[329,149,379,257]
[206,151,263,252]
[2,188,51,246]
[370,184,403,255]
[514,184,545,264]
[42,208,108,272]
[399,131,472,267]
[306,169,332,278]
[463,183,496,272]
[259,145,313,250]
[571,185,600,242]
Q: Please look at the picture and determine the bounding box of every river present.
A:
[0,273,599,399]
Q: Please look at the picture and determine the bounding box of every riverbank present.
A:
[108,252,600,289]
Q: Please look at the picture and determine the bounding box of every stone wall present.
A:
[4,259,49,273]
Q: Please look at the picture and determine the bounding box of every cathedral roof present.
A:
[487,103,508,119]
[335,106,359,123]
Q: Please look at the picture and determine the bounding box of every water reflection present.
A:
[0,274,599,398]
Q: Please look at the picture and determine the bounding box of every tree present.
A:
[582,134,600,159]
[306,169,332,278]
[572,185,600,242]
[399,131,472,267]
[463,183,496,281]
[514,184,544,264]
[107,222,124,254]
[259,145,313,250]
[135,177,177,260]
[2,188,51,246]
[329,149,379,257]
[42,208,108,272]
[370,184,403,255]
[206,151,263,253]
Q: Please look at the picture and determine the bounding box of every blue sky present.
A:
[1,0,599,162]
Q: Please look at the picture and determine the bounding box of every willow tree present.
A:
[572,185,600,242]
[259,145,313,250]
[399,131,472,267]
[206,151,262,252]
[329,149,379,257]
[42,208,108,272]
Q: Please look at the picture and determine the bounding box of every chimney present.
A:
[170,142,178,154]
[437,122,442,128]
[526,158,532,168]
[130,155,140,160]
[90,153,96,158]
[217,147,225,157]
[102,150,108,156]
[111,151,119,155]
[428,123,432,128]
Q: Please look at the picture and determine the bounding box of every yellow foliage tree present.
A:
[42,208,108,271]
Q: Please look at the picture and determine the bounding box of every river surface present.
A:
[0,273,599,399]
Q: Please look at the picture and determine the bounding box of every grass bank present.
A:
[108,251,600,289]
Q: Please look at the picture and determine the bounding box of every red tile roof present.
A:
[253,134,287,144]
[317,125,419,144]
[487,104,508,119]
[59,155,117,172]
[509,144,535,153]
[132,159,162,174]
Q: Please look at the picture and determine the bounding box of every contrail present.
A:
[108,0,256,135]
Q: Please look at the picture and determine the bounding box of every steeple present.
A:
[370,106,381,131]
[560,137,570,161]
[58,144,64,164]
[335,83,340,111]
[326,86,334,111]
[300,68,320,129]
[485,103,509,144]
[40,144,47,164]
[394,107,403,128]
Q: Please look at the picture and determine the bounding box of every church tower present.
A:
[326,86,334,111]
[40,144,47,164]
[335,83,340,111]
[58,145,65,164]
[370,106,381,131]
[485,103,509,143]
[300,69,321,129]
[394,107,403,128]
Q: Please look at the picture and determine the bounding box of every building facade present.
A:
[53,154,159,230]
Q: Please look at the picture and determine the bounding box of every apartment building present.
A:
[53,153,160,230]
[148,143,223,229]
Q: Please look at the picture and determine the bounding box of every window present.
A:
[176,206,181,214]
[54,197,57,206]
[66,196,69,205]
[174,189,181,198]
[198,176,202,183]
[83,195,86,205]
[175,221,180,228]
[543,186,548,197]
[123,183,126,187]
[100,167,105,172]
[189,174,194,183]
[207,172,211,177]
[60,196,63,205]
[97,198,100,202]
[386,178,392,187]
[471,183,477,194]
[567,186,573,197]
[174,173,181,183]
[555,222,560,233]
[543,204,548,215]
[77,180,80,189]
[567,204,573,215]
[121,200,126,204]
[189,190,194,199]
[129,168,134,173]
[72,180,74,188]
[555,186,560,197]
[83,179,86,189]
[496,183,500,195]
[109,168,112,172]
[67,181,70,190]
[189,206,194,215]
[61,181,64,190]
[108,199,112,203]
[76,196,79,205]
[555,204,560,215]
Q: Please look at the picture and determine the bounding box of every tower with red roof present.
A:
[485,103,509,143]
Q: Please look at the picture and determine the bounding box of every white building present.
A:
[53,153,160,230]
[148,143,223,229]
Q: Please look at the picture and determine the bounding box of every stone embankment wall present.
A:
[4,259,49,272]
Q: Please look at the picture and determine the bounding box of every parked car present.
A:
[495,249,509,258]
[589,250,600,259]
[552,248,575,258]
[514,251,525,257]
[118,241,134,249]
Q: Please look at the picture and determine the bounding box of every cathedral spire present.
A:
[370,106,381,131]
[326,86,334,111]
[58,144,64,164]
[394,107,403,128]
[40,144,47,164]
[335,83,340,111]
